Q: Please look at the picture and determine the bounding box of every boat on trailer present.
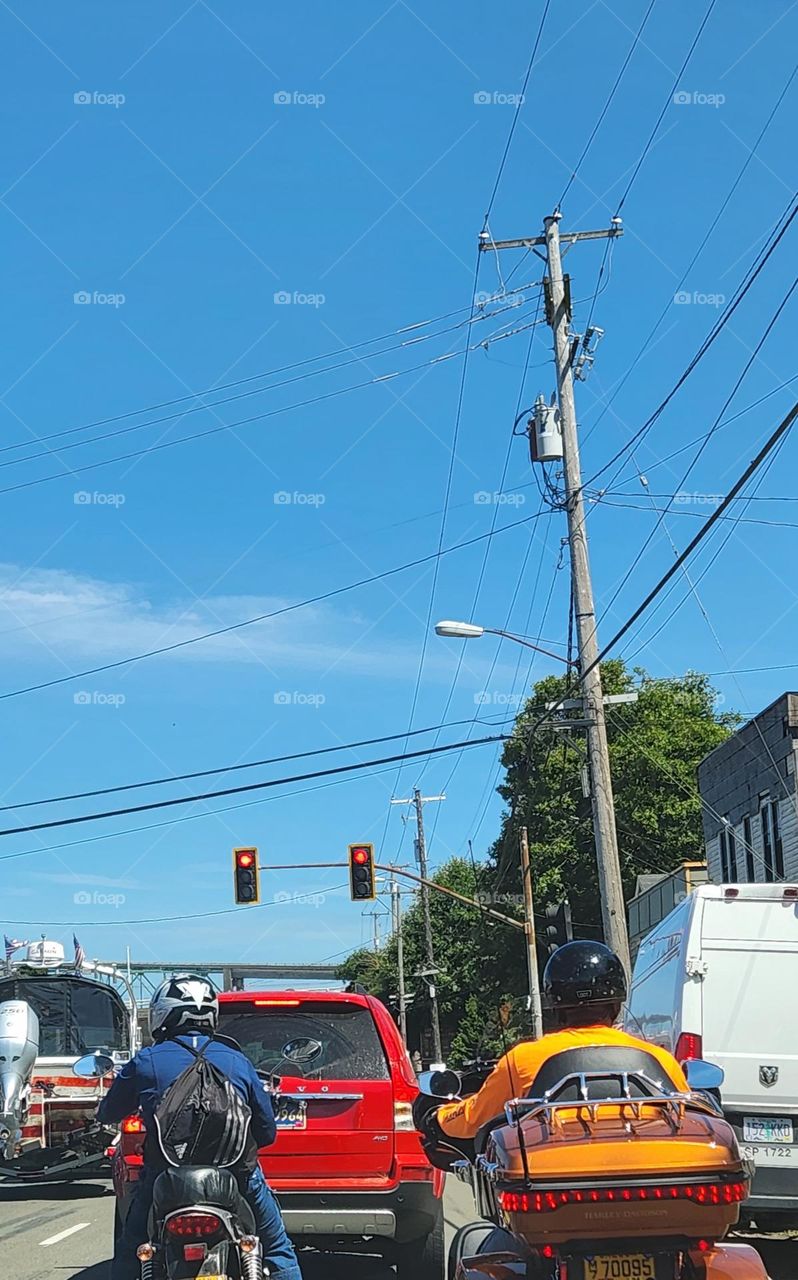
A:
[0,937,138,1182]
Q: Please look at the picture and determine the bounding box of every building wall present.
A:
[698,693,798,883]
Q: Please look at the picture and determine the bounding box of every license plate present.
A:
[744,1116,794,1143]
[275,1100,307,1130]
[741,1143,795,1164]
[585,1255,656,1279]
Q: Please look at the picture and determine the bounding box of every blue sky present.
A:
[1,0,796,971]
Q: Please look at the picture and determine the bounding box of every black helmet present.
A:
[542,940,627,1010]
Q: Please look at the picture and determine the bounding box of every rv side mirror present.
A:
[73,1052,114,1079]
[418,1068,461,1098]
[684,1058,724,1094]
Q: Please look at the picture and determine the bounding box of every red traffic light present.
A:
[233,847,260,905]
[352,847,370,865]
[236,851,255,868]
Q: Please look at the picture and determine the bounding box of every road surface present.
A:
[0,1176,792,1278]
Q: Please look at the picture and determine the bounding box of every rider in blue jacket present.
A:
[99,974,300,1280]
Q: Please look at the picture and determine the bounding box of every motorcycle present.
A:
[414,1049,770,1280]
[75,1052,300,1280]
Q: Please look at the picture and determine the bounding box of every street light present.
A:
[435,619,573,666]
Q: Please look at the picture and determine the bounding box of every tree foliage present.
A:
[338,663,736,1058]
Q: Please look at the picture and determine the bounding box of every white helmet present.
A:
[149,973,219,1038]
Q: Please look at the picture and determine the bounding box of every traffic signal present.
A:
[348,843,376,901]
[233,847,260,905]
[544,900,573,956]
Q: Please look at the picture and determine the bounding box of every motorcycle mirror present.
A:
[73,1052,114,1078]
[684,1058,724,1093]
[417,1068,461,1098]
[281,1037,323,1064]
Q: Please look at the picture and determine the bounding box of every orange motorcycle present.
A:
[416,1049,769,1280]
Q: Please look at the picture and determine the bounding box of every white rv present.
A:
[625,882,798,1231]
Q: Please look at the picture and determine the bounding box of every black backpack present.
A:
[151,1036,257,1171]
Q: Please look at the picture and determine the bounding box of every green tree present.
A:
[491,662,737,933]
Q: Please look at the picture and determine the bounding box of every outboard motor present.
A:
[0,1000,39,1159]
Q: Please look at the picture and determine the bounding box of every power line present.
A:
[0,506,550,703]
[614,0,719,215]
[0,713,517,813]
[583,63,798,466]
[557,0,658,208]
[596,398,798,664]
[0,733,511,839]
[593,274,798,626]
[584,193,798,488]
[484,0,554,219]
[0,314,545,499]
[0,286,538,463]
[1,883,352,928]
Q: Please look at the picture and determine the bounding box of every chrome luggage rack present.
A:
[450,1070,727,1224]
[500,1069,698,1139]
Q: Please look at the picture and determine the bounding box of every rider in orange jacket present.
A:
[436,941,689,1140]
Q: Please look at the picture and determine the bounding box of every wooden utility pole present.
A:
[519,826,543,1038]
[479,213,631,975]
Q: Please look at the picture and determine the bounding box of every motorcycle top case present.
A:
[487,1100,749,1247]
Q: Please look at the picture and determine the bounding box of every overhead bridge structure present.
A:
[110,961,342,1004]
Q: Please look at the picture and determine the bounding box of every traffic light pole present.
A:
[263,862,526,930]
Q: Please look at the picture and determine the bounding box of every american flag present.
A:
[4,935,28,965]
[73,934,86,968]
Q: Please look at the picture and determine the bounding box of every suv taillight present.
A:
[394,1100,414,1130]
[675,1033,703,1063]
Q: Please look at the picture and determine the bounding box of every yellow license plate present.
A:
[585,1255,656,1280]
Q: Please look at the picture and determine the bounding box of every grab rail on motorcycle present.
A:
[502,1070,703,1136]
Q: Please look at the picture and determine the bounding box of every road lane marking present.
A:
[40,1222,90,1247]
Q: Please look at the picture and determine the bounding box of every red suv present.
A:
[112,990,445,1277]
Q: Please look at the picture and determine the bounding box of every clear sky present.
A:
[1,0,796,971]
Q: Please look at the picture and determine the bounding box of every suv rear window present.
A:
[218,1000,390,1081]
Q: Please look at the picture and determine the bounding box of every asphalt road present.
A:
[0,1176,793,1280]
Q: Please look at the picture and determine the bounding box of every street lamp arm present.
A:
[483,628,573,666]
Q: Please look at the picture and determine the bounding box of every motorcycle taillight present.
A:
[183,1244,207,1261]
[166,1213,223,1237]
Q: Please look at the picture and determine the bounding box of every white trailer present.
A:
[625,882,798,1231]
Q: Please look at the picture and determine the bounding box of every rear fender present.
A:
[163,1237,232,1280]
[697,1242,769,1278]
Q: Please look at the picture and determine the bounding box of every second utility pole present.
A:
[390,789,444,1063]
